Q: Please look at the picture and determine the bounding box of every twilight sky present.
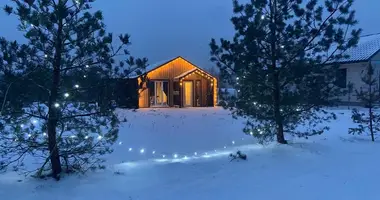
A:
[0,0,379,70]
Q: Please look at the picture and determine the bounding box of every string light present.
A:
[152,151,156,154]
[232,140,235,144]
[31,119,38,124]
[74,84,79,88]
[97,135,103,140]
[128,148,133,152]
[173,154,178,158]
[118,141,123,145]
[261,15,265,20]
[54,103,60,108]
[44,54,48,58]
[194,152,197,155]
[140,148,145,153]
[64,93,69,98]
[43,132,47,136]
[85,135,89,139]
[85,64,89,68]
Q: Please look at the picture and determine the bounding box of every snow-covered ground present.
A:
[1,107,380,200]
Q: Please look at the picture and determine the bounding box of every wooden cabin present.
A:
[131,56,218,108]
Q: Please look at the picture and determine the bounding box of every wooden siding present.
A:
[138,78,149,108]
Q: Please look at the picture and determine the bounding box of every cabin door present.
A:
[183,81,193,107]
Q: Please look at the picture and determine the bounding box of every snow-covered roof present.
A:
[174,68,197,79]
[129,56,180,78]
[130,56,215,79]
[335,33,380,63]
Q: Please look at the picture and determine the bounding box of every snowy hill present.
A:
[1,107,380,200]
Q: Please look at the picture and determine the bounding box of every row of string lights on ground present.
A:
[117,138,252,161]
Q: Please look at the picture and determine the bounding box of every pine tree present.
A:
[349,63,380,142]
[210,0,361,144]
[0,0,147,180]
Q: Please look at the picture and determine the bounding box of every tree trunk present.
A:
[269,0,286,144]
[47,3,64,180]
[273,72,287,144]
[369,107,375,142]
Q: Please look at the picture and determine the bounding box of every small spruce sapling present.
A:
[229,150,247,161]
[349,63,380,141]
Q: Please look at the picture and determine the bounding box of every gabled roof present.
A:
[131,56,215,78]
[335,33,380,64]
[174,68,197,79]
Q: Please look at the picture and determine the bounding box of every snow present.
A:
[2,107,380,200]
[336,33,380,63]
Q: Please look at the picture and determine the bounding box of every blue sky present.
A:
[0,0,378,69]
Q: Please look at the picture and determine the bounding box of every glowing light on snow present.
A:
[152,151,156,154]
[31,119,38,124]
[162,155,166,158]
[140,148,145,153]
[232,140,235,144]
[27,134,32,138]
[128,148,133,152]
[194,152,197,155]
[173,154,178,158]
[64,93,69,97]
[183,156,188,160]
[250,131,253,135]
[20,124,24,128]
[224,146,227,149]
[70,135,76,139]
[85,135,89,139]
[97,135,103,140]
[54,103,60,108]
[118,141,123,145]
[43,132,47,136]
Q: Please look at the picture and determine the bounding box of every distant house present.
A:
[332,33,380,104]
[130,56,218,108]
